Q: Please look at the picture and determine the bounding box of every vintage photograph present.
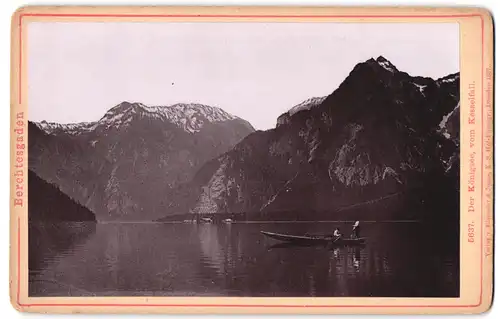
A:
[26,21,460,298]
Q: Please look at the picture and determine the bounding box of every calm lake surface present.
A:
[29,222,459,297]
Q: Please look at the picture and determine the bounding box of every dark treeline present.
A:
[28,169,96,222]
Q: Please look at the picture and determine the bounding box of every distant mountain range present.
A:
[36,102,250,135]
[29,102,254,221]
[29,56,459,223]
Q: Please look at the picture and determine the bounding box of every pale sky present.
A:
[28,22,459,130]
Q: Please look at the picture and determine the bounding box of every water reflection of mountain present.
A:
[29,222,458,297]
[29,222,97,272]
[194,223,458,297]
[31,223,209,296]
[28,222,96,296]
[198,224,226,275]
[71,223,202,294]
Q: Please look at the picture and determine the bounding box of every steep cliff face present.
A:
[29,102,254,221]
[188,57,459,220]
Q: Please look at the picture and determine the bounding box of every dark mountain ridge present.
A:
[176,56,459,223]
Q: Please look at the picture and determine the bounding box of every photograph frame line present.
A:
[13,10,486,310]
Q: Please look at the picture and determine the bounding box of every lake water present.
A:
[29,222,459,297]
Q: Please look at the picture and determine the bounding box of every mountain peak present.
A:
[100,102,241,133]
[110,101,145,111]
[375,55,389,63]
[373,56,399,73]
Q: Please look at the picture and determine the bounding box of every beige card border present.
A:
[10,5,494,314]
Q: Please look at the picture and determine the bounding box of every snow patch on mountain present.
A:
[375,56,399,73]
[438,73,459,84]
[438,102,460,139]
[36,121,98,135]
[378,60,395,72]
[288,96,327,116]
[277,96,327,127]
[413,83,427,94]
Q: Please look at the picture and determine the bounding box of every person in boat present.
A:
[351,221,361,239]
[333,228,342,239]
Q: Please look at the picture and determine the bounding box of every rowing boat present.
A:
[260,231,366,245]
